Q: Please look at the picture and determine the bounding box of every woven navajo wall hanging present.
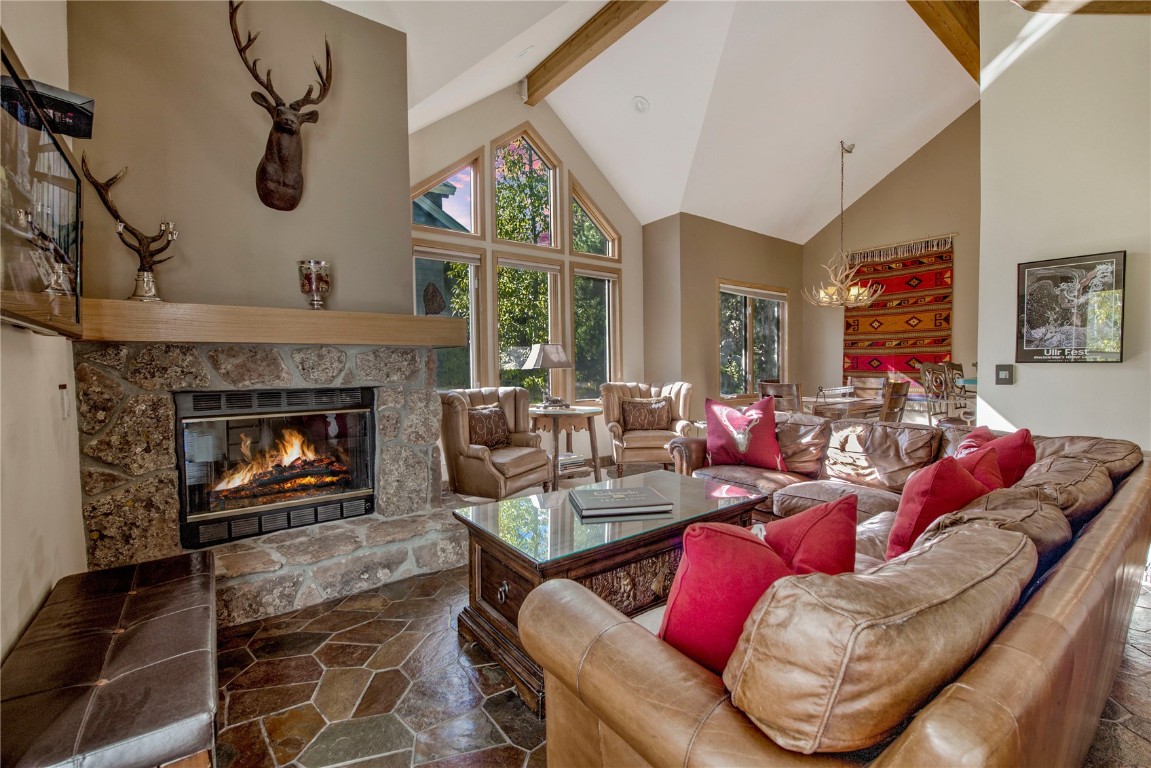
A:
[842,235,954,383]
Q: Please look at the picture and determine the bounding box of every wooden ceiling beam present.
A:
[524,1,666,107]
[1013,0,1151,12]
[907,1,981,83]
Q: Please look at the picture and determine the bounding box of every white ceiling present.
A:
[334,0,979,245]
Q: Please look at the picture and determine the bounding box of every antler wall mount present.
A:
[81,154,178,302]
[228,0,334,212]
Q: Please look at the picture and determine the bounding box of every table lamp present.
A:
[522,343,572,408]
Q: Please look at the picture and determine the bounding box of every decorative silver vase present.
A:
[298,260,331,310]
[128,270,162,302]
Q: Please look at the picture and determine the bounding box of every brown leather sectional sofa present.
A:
[520,416,1150,766]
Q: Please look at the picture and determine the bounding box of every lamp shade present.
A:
[522,343,572,370]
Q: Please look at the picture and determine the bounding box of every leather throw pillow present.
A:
[620,396,673,431]
[468,405,511,448]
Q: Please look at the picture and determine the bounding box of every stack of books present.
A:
[558,452,587,472]
[568,486,674,523]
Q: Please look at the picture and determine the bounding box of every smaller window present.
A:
[414,245,483,389]
[570,177,619,260]
[571,268,619,401]
[492,124,560,251]
[719,282,788,398]
[411,150,481,237]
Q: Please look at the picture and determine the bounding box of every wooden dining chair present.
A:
[876,379,911,422]
[757,382,801,412]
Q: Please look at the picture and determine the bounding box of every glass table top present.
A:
[452,470,766,565]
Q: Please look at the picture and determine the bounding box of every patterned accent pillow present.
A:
[468,405,511,448]
[620,396,673,431]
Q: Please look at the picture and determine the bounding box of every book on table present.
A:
[573,510,675,524]
[569,486,673,517]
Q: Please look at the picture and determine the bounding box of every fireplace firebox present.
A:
[175,388,375,548]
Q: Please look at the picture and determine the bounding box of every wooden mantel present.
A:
[79,298,467,347]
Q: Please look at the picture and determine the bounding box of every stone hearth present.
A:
[72,341,466,625]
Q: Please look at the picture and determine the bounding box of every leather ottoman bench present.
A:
[1,551,217,768]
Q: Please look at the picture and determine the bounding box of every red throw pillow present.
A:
[658,523,792,674]
[956,446,1005,491]
[956,427,1036,486]
[886,457,990,559]
[760,495,857,575]
[704,397,787,471]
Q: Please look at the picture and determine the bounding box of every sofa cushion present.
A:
[691,465,809,500]
[1033,435,1144,482]
[918,486,1073,572]
[854,510,896,571]
[468,405,511,448]
[658,523,793,674]
[489,444,549,476]
[619,429,680,449]
[705,398,787,470]
[774,412,833,479]
[956,427,1036,486]
[620,396,673,431]
[886,457,990,559]
[1014,455,1115,527]
[822,420,941,493]
[759,495,857,575]
[956,446,1005,491]
[723,527,1037,754]
[773,480,900,520]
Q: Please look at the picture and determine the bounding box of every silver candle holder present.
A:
[298,260,331,310]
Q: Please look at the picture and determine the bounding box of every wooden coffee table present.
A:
[452,470,768,714]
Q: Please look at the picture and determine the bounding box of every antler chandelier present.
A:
[803,141,883,308]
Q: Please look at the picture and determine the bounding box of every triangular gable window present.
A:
[412,150,480,237]
[570,177,619,260]
[493,124,559,250]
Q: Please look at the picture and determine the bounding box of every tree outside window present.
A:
[719,287,785,396]
[498,264,551,400]
[573,274,610,400]
[494,136,553,247]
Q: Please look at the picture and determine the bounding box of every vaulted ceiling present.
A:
[333,1,980,245]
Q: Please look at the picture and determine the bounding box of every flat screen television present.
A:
[1,30,82,338]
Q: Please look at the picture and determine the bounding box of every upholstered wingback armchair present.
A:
[439,387,552,499]
[599,382,693,477]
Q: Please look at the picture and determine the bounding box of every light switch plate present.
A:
[995,364,1015,385]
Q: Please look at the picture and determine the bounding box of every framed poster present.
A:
[1016,251,1125,363]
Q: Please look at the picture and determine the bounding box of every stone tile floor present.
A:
[215,565,546,768]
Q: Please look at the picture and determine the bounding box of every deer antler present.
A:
[81,153,178,272]
[289,40,333,111]
[228,0,285,107]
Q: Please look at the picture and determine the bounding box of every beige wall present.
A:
[800,104,981,393]
[979,3,1149,446]
[642,214,682,380]
[643,213,804,420]
[1,2,88,659]
[68,1,412,312]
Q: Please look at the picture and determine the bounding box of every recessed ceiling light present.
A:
[518,45,535,58]
[632,96,650,114]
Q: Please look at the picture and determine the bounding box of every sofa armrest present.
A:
[671,418,692,436]
[461,444,492,461]
[606,420,624,441]
[520,580,814,767]
[668,436,707,475]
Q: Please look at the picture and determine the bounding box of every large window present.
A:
[414,246,481,389]
[571,267,619,401]
[497,258,560,401]
[719,282,787,397]
[493,126,559,250]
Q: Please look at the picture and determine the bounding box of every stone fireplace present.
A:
[72,335,466,625]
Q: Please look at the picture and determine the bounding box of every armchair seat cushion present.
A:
[490,445,550,477]
[619,429,681,449]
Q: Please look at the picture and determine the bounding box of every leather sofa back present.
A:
[773,412,832,479]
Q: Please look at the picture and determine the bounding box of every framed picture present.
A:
[1016,251,1125,363]
[1,31,83,338]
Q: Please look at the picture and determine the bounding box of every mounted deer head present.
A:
[228,0,333,211]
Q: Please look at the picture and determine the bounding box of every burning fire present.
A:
[214,428,320,491]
